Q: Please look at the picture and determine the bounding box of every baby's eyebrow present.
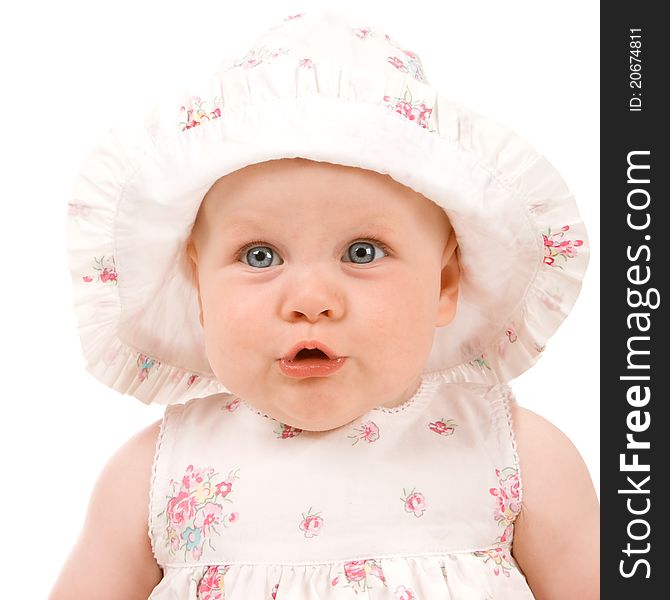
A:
[219,216,396,237]
[220,219,265,235]
[211,216,273,239]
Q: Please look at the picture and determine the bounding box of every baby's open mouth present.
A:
[293,348,329,360]
[278,344,347,378]
[281,340,341,363]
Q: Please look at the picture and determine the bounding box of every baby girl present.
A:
[52,9,598,600]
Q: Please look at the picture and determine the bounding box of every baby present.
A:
[186,158,459,431]
[52,9,598,600]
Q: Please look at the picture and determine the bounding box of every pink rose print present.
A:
[352,27,374,40]
[298,58,314,69]
[401,487,427,517]
[193,502,224,536]
[159,465,241,561]
[167,490,197,527]
[331,559,387,593]
[221,397,241,412]
[233,46,290,70]
[473,547,516,577]
[428,418,457,436]
[137,353,159,382]
[186,374,200,388]
[284,13,305,20]
[386,55,426,82]
[347,420,380,445]
[543,225,584,268]
[489,466,521,544]
[382,87,434,131]
[271,582,279,598]
[196,565,229,600]
[82,255,117,285]
[394,585,417,600]
[345,561,367,583]
[383,33,426,82]
[215,479,233,497]
[505,326,517,343]
[223,511,239,526]
[179,95,223,132]
[68,202,90,217]
[274,422,303,439]
[387,56,405,69]
[299,506,324,538]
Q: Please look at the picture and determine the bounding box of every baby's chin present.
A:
[255,391,373,432]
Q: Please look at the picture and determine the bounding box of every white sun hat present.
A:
[66,8,589,405]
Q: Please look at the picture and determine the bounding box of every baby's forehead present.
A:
[207,158,408,201]
[200,158,449,230]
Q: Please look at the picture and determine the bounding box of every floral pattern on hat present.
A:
[382,87,435,131]
[543,225,584,268]
[352,27,374,40]
[179,96,223,132]
[233,46,291,70]
[385,49,426,82]
[471,354,492,370]
[82,255,117,285]
[68,201,91,217]
[137,353,160,382]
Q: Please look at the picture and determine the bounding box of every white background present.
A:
[1,0,598,596]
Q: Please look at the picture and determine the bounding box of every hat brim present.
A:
[67,53,588,405]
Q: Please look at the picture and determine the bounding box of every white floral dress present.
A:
[147,378,536,599]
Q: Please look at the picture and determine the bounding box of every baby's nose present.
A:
[279,269,345,323]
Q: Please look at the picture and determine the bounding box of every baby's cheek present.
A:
[207,301,258,352]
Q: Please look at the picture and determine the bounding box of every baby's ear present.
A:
[436,231,460,327]
[185,238,204,328]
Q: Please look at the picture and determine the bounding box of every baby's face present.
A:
[188,158,459,431]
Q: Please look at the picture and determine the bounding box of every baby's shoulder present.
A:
[507,407,599,598]
[49,419,164,599]
[508,404,583,467]
[88,419,164,566]
[93,418,163,506]
[508,404,597,531]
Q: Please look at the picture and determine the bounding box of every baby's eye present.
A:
[344,241,388,264]
[241,245,283,268]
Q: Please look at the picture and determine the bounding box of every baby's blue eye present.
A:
[243,246,283,268]
[240,240,387,268]
[345,241,387,264]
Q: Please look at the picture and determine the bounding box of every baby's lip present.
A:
[282,340,341,361]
